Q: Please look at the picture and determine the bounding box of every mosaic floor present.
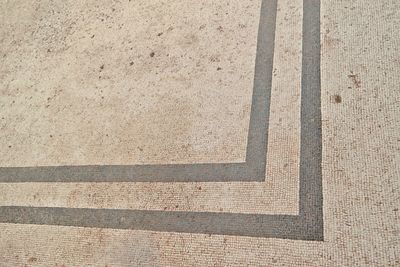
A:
[0,0,399,265]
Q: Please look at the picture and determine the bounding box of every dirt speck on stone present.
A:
[333,94,342,103]
[28,257,38,263]
[348,71,361,88]
[150,52,155,57]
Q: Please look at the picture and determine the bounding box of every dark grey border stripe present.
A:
[0,163,252,183]
[0,0,323,240]
[244,0,276,178]
[299,0,323,239]
[0,207,317,241]
[0,0,276,183]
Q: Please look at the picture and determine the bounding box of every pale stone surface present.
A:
[1,0,400,266]
[0,0,302,215]
[0,0,261,166]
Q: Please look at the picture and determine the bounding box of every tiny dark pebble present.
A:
[333,94,342,103]
[217,67,222,71]
[130,62,134,66]
[150,52,155,57]
[28,257,38,263]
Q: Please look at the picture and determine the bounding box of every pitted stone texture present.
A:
[0,0,399,266]
[0,0,261,166]
[0,0,302,215]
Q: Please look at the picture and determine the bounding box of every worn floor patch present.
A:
[2,0,399,266]
[0,0,322,240]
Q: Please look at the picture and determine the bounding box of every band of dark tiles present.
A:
[0,0,323,240]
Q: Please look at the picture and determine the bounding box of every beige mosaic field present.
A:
[0,0,399,266]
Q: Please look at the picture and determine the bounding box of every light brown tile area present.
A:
[0,0,261,166]
[266,0,302,208]
[0,182,296,215]
[1,0,399,266]
[0,0,302,215]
